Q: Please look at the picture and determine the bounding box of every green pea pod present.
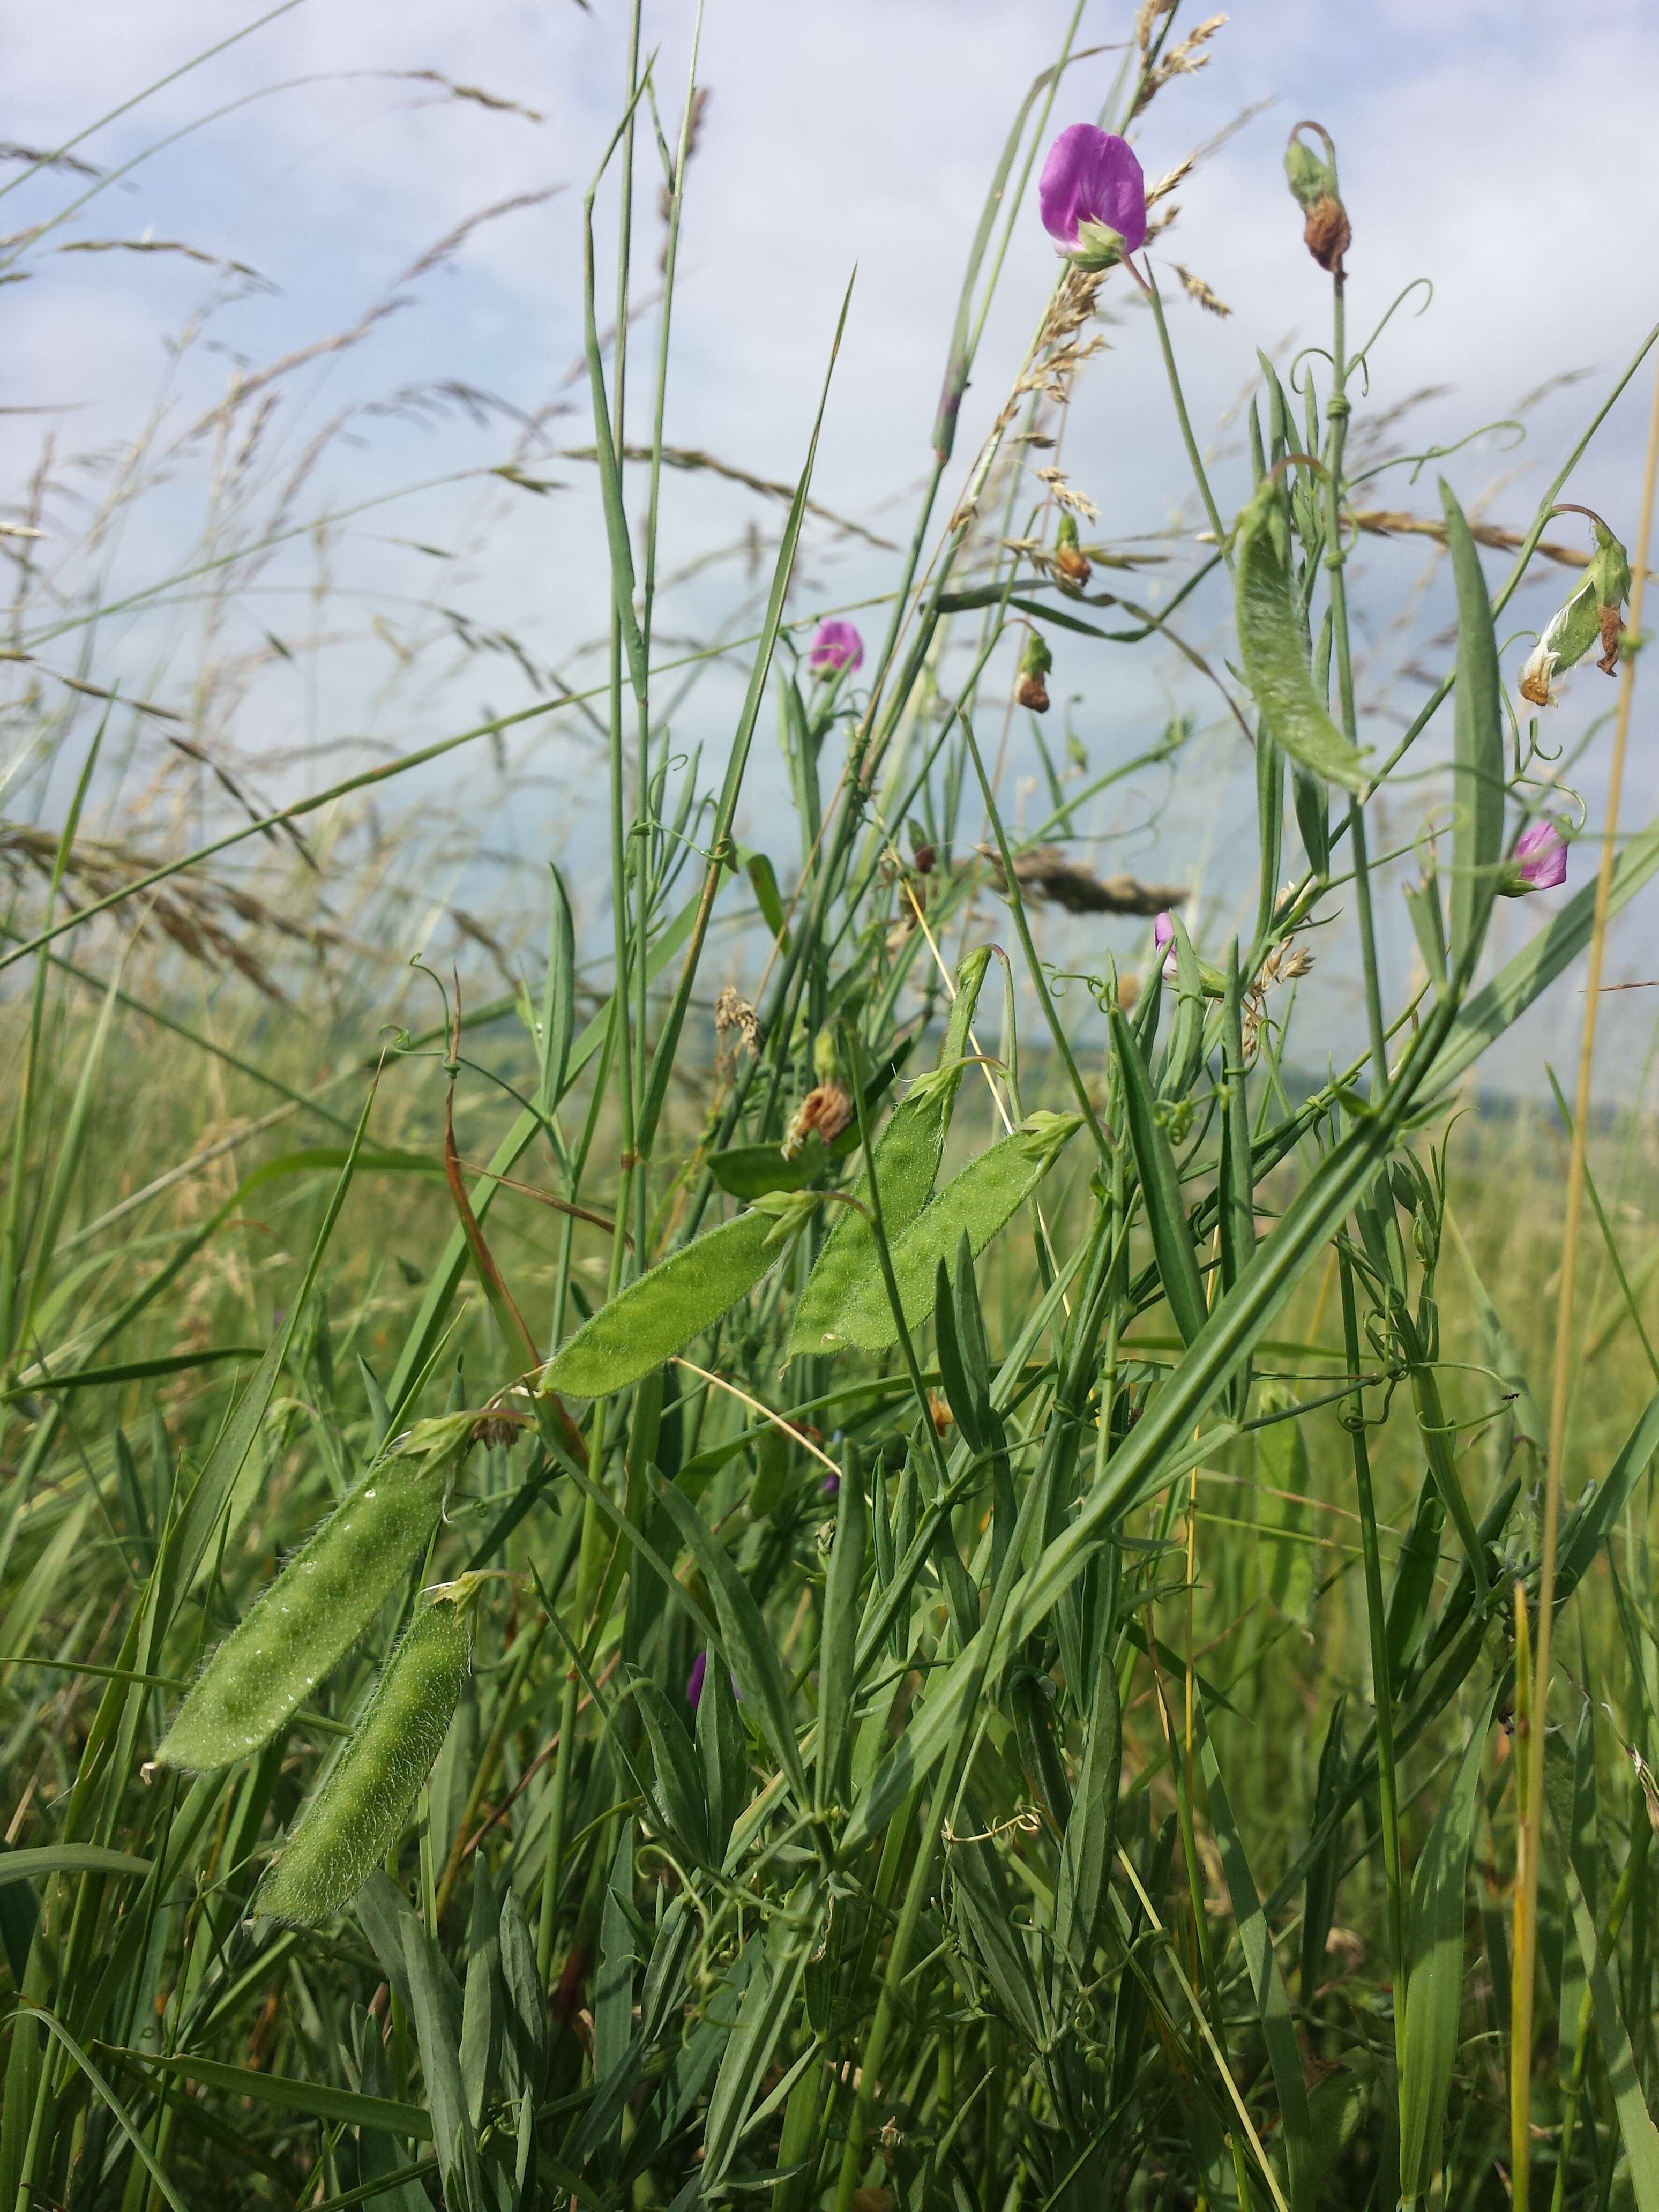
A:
[540,1192,817,1400]
[827,1111,1083,1352]
[157,1413,475,1773]
[787,948,991,1358]
[254,1575,482,1926]
[1234,475,1367,792]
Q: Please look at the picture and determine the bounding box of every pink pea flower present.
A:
[686,1651,708,1710]
[808,619,863,677]
[1039,125,1147,267]
[1154,911,1178,978]
[1502,819,1568,895]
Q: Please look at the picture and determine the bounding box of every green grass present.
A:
[6,8,1659,2211]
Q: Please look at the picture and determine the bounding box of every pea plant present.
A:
[6,9,1659,2212]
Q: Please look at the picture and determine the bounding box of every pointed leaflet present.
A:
[1440,481,1505,980]
[1111,1010,1206,1347]
[655,1479,811,1809]
[1559,1737,1659,2212]
[1199,1718,1316,2212]
[1397,1693,1494,2206]
[816,1448,866,1808]
[1234,473,1367,791]
[789,947,992,1356]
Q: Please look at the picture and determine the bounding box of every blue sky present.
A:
[9,0,1659,1086]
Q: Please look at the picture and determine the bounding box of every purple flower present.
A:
[686,1651,708,1710]
[1038,125,1147,265]
[808,619,863,677]
[1504,819,1568,894]
[820,1471,841,1500]
[1153,911,1178,978]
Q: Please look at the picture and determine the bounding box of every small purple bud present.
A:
[808,619,863,677]
[1153,910,1178,978]
[1038,125,1147,267]
[686,1650,708,1710]
[820,1472,841,1499]
[1505,819,1568,894]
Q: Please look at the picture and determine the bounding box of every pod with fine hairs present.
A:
[253,1574,484,1926]
[156,1412,475,1774]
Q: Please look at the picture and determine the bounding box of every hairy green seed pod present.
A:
[156,1413,474,1774]
[253,1576,481,1926]
[540,1192,817,1400]
[1235,475,1367,793]
[788,948,991,1358]
[828,1111,1082,1352]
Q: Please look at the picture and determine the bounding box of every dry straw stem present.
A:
[1512,350,1659,2193]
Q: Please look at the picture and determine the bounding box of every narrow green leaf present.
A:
[1440,481,1505,980]
[1112,1010,1206,1347]
[1398,1695,1493,2205]
[117,2050,432,2141]
[655,1479,811,1811]
[0,1844,150,1888]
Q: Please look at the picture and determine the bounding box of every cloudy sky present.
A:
[9,0,1659,1088]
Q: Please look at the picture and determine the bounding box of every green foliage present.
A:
[4,11,1659,2212]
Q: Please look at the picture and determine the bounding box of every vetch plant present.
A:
[6,10,1659,2212]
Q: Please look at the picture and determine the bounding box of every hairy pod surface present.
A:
[156,1413,472,1773]
[540,1197,813,1400]
[1234,475,1367,793]
[788,948,990,1357]
[829,1111,1083,1351]
[253,1576,479,1926]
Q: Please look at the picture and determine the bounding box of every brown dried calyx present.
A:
[1303,195,1351,275]
[981,845,1190,917]
[781,1082,853,1161]
[1015,669,1051,713]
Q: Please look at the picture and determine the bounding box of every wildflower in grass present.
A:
[1038,124,1146,269]
[808,618,863,677]
[820,1471,841,1499]
[1154,910,1178,977]
[686,1650,708,1709]
[1518,516,1632,705]
[1500,819,1568,895]
[1015,630,1052,712]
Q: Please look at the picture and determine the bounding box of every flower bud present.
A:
[1016,630,1052,714]
[1054,511,1092,588]
[1284,123,1350,275]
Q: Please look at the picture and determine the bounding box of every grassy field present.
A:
[7,7,1659,2210]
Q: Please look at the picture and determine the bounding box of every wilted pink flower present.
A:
[1039,125,1147,264]
[686,1650,708,1709]
[1504,819,1568,895]
[1153,911,1177,978]
[808,619,863,677]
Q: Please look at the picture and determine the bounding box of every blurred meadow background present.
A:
[7,4,1659,2210]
